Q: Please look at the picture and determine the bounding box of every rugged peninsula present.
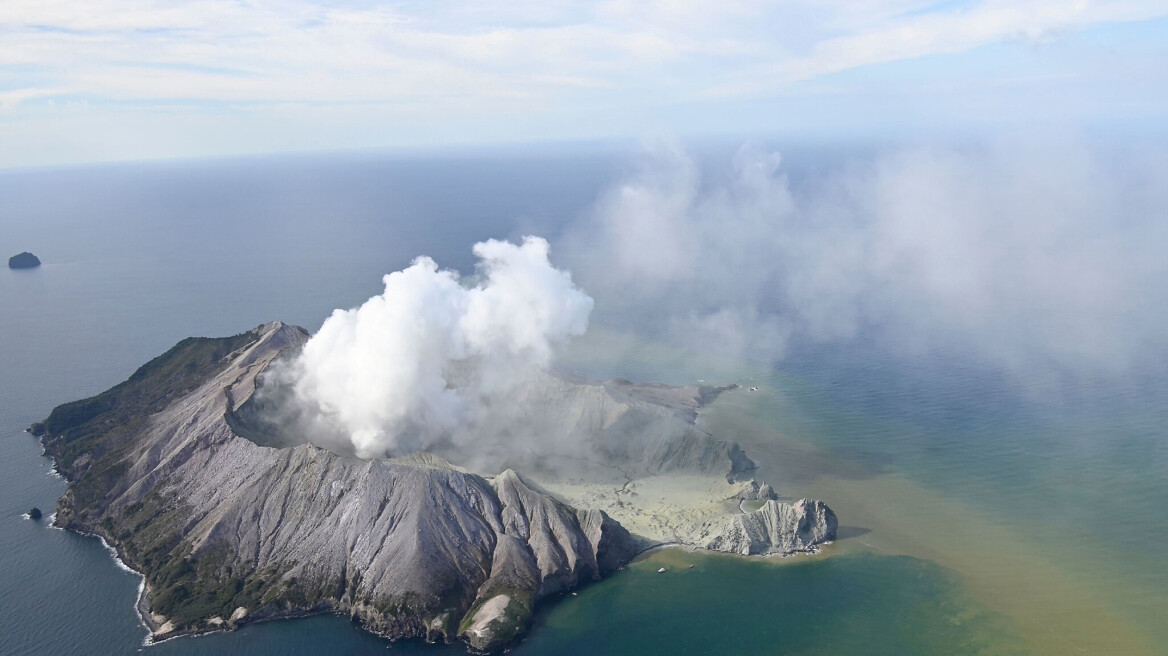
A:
[8,251,41,269]
[33,321,836,651]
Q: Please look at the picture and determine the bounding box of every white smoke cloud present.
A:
[268,135,1166,461]
[287,235,593,458]
[561,135,1168,382]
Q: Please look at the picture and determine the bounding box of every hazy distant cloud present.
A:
[1,0,1166,165]
[561,135,1168,381]
[711,0,1168,95]
[0,1,1160,107]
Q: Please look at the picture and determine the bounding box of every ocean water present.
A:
[2,147,1165,655]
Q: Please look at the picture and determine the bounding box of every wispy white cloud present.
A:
[0,0,1165,164]
[706,0,1168,95]
[2,0,1163,108]
[0,87,53,109]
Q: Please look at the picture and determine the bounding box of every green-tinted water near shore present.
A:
[520,550,1023,656]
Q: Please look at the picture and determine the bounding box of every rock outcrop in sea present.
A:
[8,251,41,269]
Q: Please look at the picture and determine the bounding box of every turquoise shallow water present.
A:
[520,551,1022,656]
[2,150,1165,655]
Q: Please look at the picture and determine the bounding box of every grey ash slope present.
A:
[37,322,636,652]
[446,370,757,482]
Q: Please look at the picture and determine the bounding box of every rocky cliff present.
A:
[694,498,838,555]
[37,322,636,652]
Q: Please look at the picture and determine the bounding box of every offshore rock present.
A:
[8,251,41,269]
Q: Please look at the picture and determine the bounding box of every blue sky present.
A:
[1,0,1166,167]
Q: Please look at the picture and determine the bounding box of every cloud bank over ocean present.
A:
[561,135,1168,383]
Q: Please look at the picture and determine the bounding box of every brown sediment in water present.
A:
[805,473,1159,656]
[700,394,1164,656]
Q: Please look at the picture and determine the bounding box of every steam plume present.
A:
[288,236,592,458]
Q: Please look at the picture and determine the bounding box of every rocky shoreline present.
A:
[33,321,836,652]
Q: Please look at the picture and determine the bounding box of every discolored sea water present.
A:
[2,147,1165,655]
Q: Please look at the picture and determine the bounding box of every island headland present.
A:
[32,321,836,651]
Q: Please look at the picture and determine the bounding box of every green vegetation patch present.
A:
[33,329,275,629]
[146,549,284,628]
[38,331,255,485]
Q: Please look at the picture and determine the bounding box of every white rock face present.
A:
[461,594,518,651]
[694,499,838,555]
